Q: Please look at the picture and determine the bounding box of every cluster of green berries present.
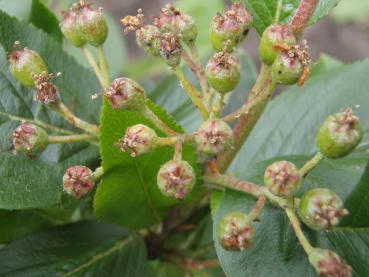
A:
[60,0,108,47]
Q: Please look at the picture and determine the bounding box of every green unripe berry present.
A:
[136,25,161,57]
[9,46,48,87]
[159,32,182,68]
[218,212,255,251]
[12,123,48,155]
[209,3,252,51]
[117,124,158,157]
[194,119,233,155]
[259,24,296,65]
[264,161,302,197]
[60,11,86,48]
[309,248,352,277]
[74,1,108,47]
[206,51,241,94]
[317,108,363,159]
[272,51,303,85]
[155,4,197,45]
[104,77,146,111]
[157,159,196,200]
[299,188,348,231]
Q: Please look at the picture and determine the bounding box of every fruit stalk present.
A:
[290,0,319,37]
[247,194,266,222]
[189,43,208,94]
[299,152,324,177]
[142,106,178,136]
[82,46,107,88]
[97,46,110,87]
[48,133,98,144]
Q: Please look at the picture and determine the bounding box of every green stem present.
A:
[48,133,97,144]
[188,43,208,94]
[57,102,100,136]
[299,152,324,177]
[274,0,283,24]
[82,47,106,88]
[142,106,178,137]
[217,65,276,171]
[157,136,179,147]
[93,166,104,180]
[174,67,209,119]
[97,46,110,88]
[285,207,314,254]
[0,111,74,135]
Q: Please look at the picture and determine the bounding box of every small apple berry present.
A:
[317,108,363,159]
[264,161,302,197]
[12,123,48,155]
[299,188,348,231]
[259,24,296,65]
[60,10,86,48]
[157,159,196,200]
[194,119,233,155]
[63,165,95,198]
[309,248,352,277]
[206,51,241,94]
[159,32,182,68]
[116,124,158,157]
[104,77,146,111]
[218,212,255,251]
[272,51,303,85]
[8,44,48,87]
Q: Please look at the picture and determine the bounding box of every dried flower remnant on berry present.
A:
[299,188,348,231]
[32,71,61,106]
[116,124,158,157]
[12,123,48,155]
[206,50,241,94]
[309,248,352,277]
[104,77,146,111]
[63,165,95,198]
[122,9,161,57]
[160,32,182,67]
[264,161,301,197]
[218,212,255,251]
[157,160,196,200]
[154,4,197,45]
[317,108,363,159]
[195,119,234,155]
[209,3,252,51]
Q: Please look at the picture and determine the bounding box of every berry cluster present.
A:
[5,1,363,276]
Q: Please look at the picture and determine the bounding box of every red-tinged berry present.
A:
[116,124,158,157]
[209,3,252,51]
[157,159,196,200]
[32,71,61,107]
[63,165,95,198]
[317,108,363,159]
[60,10,86,47]
[104,77,146,111]
[218,212,255,251]
[122,10,161,57]
[12,123,48,155]
[154,4,197,45]
[299,188,348,231]
[272,51,303,85]
[259,24,296,65]
[264,161,302,197]
[160,32,182,68]
[194,119,233,155]
[205,51,241,94]
[8,43,48,87]
[73,1,108,47]
[309,248,352,277]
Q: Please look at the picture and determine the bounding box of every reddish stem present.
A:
[290,0,319,37]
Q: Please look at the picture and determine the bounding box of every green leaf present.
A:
[0,221,147,277]
[94,100,201,230]
[235,0,341,35]
[230,60,369,172]
[0,210,49,244]
[0,11,101,209]
[30,0,63,43]
[0,0,32,19]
